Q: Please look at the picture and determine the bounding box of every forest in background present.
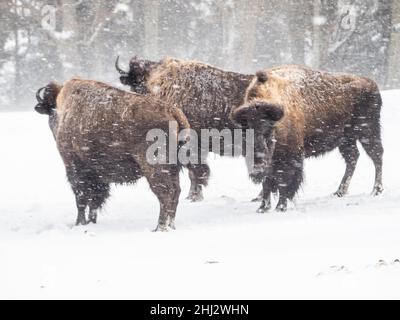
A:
[0,0,399,111]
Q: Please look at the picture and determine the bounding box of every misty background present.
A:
[0,0,399,111]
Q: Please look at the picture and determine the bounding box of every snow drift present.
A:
[0,90,400,299]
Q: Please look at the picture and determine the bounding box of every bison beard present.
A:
[35,79,189,231]
[232,66,384,212]
[116,56,254,202]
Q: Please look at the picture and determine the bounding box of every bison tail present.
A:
[362,79,382,112]
[171,107,190,131]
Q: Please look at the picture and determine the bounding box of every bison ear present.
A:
[231,105,251,127]
[255,103,284,122]
[256,71,268,83]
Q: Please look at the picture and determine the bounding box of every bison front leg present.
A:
[87,182,110,224]
[72,190,88,226]
[257,177,274,213]
[67,164,110,226]
[68,172,89,226]
[334,140,360,197]
[275,156,304,212]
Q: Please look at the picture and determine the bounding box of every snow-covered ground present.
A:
[1,90,400,300]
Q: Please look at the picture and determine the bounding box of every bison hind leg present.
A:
[334,139,360,197]
[185,163,210,202]
[355,91,384,196]
[72,191,89,226]
[359,133,383,196]
[140,163,181,231]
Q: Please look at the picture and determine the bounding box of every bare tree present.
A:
[0,1,12,66]
[287,0,311,65]
[388,0,400,88]
[1,0,398,111]
[143,0,159,60]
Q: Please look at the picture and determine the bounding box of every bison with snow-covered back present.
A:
[34,79,189,231]
[116,56,254,202]
[231,66,384,212]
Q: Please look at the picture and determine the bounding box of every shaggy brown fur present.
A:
[232,65,384,212]
[35,78,189,231]
[117,56,254,201]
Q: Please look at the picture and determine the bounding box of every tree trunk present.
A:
[59,0,81,79]
[312,0,323,68]
[288,0,307,65]
[217,0,235,69]
[235,0,262,72]
[143,0,159,60]
[388,0,400,88]
[12,0,21,105]
[0,1,12,65]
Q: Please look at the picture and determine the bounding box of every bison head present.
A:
[34,82,63,134]
[115,56,154,95]
[231,72,284,183]
[34,83,61,116]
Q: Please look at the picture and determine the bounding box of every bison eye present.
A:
[247,90,258,100]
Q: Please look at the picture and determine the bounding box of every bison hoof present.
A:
[75,219,88,226]
[153,225,167,232]
[275,204,287,212]
[257,207,270,214]
[334,190,346,198]
[256,201,271,213]
[153,224,175,232]
[88,214,97,224]
[168,220,176,230]
[371,185,383,196]
[186,192,204,202]
[88,218,97,224]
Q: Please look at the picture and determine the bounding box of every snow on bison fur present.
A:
[34,78,189,231]
[116,56,254,202]
[231,65,384,212]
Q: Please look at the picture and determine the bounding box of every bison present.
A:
[116,56,254,201]
[34,78,189,231]
[231,65,384,212]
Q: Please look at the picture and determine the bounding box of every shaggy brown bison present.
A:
[34,78,189,231]
[116,56,254,202]
[231,65,384,212]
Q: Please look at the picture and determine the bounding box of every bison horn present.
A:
[115,56,128,75]
[36,87,46,103]
[256,71,268,83]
